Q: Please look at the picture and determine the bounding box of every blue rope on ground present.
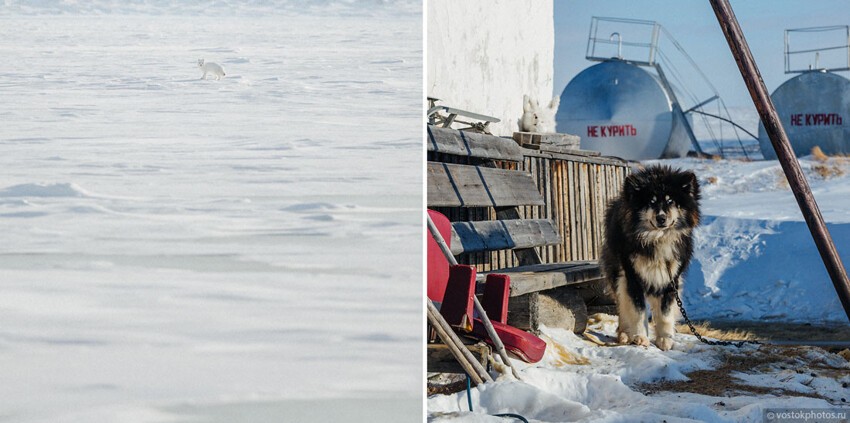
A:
[466,374,473,411]
[464,373,529,422]
[493,413,530,422]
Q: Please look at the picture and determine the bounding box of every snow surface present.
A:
[656,156,850,322]
[0,1,421,422]
[429,318,849,422]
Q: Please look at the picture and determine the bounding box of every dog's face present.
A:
[624,166,701,232]
[639,192,682,230]
[198,59,204,67]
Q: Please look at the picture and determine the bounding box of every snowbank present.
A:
[654,157,850,322]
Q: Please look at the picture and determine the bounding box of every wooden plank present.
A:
[580,163,590,260]
[591,164,602,258]
[427,162,545,208]
[523,143,585,156]
[520,149,593,158]
[427,342,490,374]
[482,158,545,267]
[495,260,598,273]
[523,149,627,167]
[427,126,523,162]
[493,206,543,266]
[601,167,609,256]
[513,132,580,149]
[567,162,581,260]
[587,165,594,259]
[521,144,597,156]
[542,158,553,262]
[484,261,603,297]
[450,219,561,255]
[556,161,568,262]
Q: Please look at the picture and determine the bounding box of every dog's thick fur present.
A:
[600,165,701,350]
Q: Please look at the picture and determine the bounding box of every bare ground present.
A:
[637,341,850,403]
[429,320,850,399]
[705,320,850,346]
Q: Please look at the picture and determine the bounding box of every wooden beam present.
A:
[427,126,523,162]
[709,0,850,321]
[486,262,603,297]
[427,162,545,208]
[449,219,561,255]
[493,206,544,266]
[522,149,628,167]
[506,289,588,334]
[427,342,490,374]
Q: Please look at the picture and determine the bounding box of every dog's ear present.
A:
[680,171,698,197]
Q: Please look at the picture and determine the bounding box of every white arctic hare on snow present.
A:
[198,59,226,80]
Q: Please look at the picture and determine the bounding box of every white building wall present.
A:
[427,0,554,136]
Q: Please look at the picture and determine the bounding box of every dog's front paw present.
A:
[632,335,650,347]
[656,337,674,351]
[617,331,630,345]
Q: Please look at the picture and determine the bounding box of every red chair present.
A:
[427,210,546,363]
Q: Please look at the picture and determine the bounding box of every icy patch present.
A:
[280,202,345,212]
[0,182,92,198]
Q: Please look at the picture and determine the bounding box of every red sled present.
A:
[427,210,546,363]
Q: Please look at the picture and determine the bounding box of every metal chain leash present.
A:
[672,285,760,348]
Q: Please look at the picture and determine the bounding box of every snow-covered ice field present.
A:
[0,1,422,421]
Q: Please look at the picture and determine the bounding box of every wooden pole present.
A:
[427,300,493,384]
[708,0,850,321]
[427,215,523,380]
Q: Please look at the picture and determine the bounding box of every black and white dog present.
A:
[600,165,701,350]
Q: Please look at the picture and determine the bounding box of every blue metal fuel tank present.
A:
[758,71,850,159]
[556,60,691,160]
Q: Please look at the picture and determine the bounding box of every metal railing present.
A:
[784,25,850,74]
[586,17,660,66]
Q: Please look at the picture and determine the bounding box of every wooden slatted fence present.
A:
[428,148,630,272]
